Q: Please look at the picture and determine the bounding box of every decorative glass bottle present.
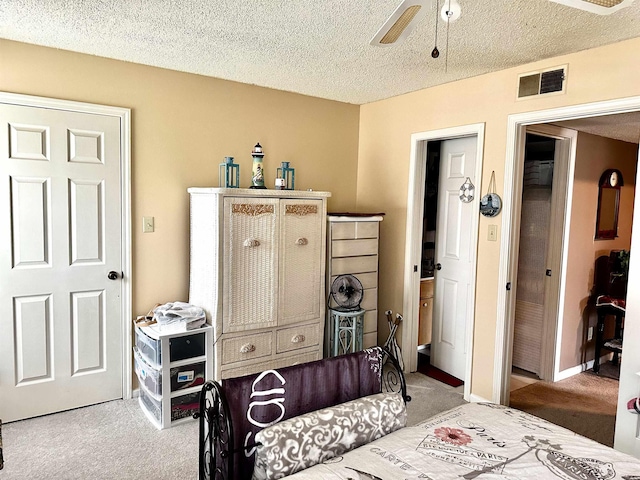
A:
[219,156,240,188]
[250,143,266,189]
[277,161,295,190]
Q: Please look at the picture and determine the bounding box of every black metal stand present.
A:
[593,305,624,374]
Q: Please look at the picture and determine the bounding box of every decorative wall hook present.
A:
[459,177,475,203]
[480,171,502,217]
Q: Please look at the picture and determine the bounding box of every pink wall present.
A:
[560,132,637,372]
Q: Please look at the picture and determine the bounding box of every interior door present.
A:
[512,136,555,377]
[431,136,477,380]
[0,102,123,422]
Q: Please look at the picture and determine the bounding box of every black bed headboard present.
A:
[197,346,408,480]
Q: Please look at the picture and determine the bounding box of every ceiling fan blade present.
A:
[549,0,636,15]
[370,0,432,46]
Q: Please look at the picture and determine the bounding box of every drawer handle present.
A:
[295,237,308,246]
[423,302,428,307]
[240,343,256,353]
[291,334,306,343]
[243,238,260,248]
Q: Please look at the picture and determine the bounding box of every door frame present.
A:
[403,122,485,402]
[0,91,133,400]
[494,95,640,404]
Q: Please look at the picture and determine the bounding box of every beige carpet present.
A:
[510,369,619,447]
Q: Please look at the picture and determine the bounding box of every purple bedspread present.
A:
[221,347,383,478]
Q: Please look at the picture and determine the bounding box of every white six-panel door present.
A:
[0,103,123,422]
[431,136,477,380]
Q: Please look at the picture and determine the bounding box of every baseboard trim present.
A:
[555,354,611,381]
[469,393,492,403]
[132,388,140,398]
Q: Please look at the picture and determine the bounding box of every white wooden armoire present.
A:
[188,188,331,379]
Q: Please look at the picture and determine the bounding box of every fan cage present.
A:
[329,274,364,312]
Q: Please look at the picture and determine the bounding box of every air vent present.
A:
[549,0,635,15]
[517,66,567,100]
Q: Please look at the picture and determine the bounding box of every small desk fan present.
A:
[329,274,364,312]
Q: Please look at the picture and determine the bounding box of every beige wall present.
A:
[358,37,640,400]
[0,40,360,319]
[560,132,637,371]
[4,36,640,400]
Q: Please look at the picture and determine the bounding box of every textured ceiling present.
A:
[1,1,640,104]
[557,112,640,144]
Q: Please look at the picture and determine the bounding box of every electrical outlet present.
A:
[143,216,154,233]
[488,225,498,242]
[588,326,594,341]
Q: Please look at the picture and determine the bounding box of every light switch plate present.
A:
[143,216,154,233]
[488,224,497,241]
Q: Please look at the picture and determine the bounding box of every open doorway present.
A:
[500,109,640,448]
[510,133,557,383]
[403,123,485,403]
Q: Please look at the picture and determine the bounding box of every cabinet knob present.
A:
[291,334,305,343]
[243,238,260,248]
[423,302,428,307]
[295,237,308,245]
[240,343,256,353]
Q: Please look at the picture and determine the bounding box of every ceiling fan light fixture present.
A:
[370,0,432,46]
[441,0,461,22]
[549,0,635,14]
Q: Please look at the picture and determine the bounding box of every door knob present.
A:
[107,271,119,280]
[435,263,442,270]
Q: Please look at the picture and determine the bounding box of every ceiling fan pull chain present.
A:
[445,0,451,72]
[431,0,440,59]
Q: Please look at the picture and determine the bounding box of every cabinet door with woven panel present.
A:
[223,197,279,332]
[279,199,324,326]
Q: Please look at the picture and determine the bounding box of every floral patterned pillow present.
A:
[252,392,406,480]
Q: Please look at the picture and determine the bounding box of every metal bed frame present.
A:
[195,347,409,480]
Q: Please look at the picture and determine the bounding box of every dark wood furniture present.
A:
[594,303,624,373]
[593,252,627,374]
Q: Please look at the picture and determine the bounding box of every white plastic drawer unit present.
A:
[134,347,162,396]
[135,327,162,366]
[139,386,162,423]
[134,324,213,429]
[139,385,201,424]
[169,331,206,361]
[136,326,206,366]
[170,391,200,422]
[135,347,207,397]
[169,361,206,391]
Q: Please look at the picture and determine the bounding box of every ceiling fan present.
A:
[370,0,636,48]
[549,0,636,15]
[370,0,461,47]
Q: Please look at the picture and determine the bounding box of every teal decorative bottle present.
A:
[250,143,266,189]
[219,156,240,188]
[277,161,295,190]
